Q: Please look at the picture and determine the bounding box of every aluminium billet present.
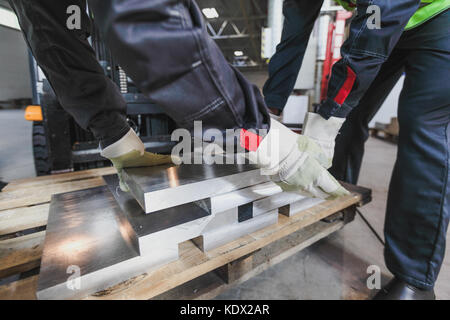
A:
[122,158,271,213]
[105,174,279,256]
[278,198,325,217]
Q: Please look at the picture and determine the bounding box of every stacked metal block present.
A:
[36,157,324,299]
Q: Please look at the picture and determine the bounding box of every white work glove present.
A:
[302,112,345,169]
[101,129,175,192]
[247,118,349,199]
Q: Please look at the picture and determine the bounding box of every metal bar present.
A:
[253,192,323,217]
[217,20,228,36]
[210,181,281,214]
[122,159,270,213]
[206,21,217,36]
[194,210,279,252]
[279,198,325,217]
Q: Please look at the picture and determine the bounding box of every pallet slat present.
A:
[0,204,49,236]
[0,177,105,211]
[0,275,38,300]
[3,167,115,192]
[0,231,45,279]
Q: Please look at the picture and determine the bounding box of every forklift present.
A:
[23,20,177,176]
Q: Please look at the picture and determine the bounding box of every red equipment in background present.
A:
[320,10,353,102]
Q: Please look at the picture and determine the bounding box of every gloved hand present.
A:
[101,129,175,192]
[302,112,345,169]
[247,119,349,199]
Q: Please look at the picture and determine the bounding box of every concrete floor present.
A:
[0,109,448,299]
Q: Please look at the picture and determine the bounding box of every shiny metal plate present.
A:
[37,187,181,300]
[122,161,270,213]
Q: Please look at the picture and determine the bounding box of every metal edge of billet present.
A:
[138,207,239,256]
[37,250,178,300]
[142,168,270,213]
[252,191,322,217]
[210,181,283,214]
[121,158,271,213]
[193,209,280,252]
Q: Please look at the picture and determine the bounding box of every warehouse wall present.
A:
[368,75,404,128]
[0,25,32,102]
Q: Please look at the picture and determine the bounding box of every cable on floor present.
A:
[356,208,385,246]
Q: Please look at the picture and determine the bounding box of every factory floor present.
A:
[0,109,449,300]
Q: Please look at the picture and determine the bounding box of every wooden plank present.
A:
[0,275,38,300]
[0,169,114,235]
[3,167,115,192]
[0,204,49,236]
[339,182,371,206]
[0,231,45,279]
[215,254,254,284]
[0,177,105,211]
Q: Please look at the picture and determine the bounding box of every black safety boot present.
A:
[373,277,436,300]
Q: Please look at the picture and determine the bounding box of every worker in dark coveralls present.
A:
[9,0,449,299]
[262,0,450,299]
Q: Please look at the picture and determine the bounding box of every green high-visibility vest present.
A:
[334,0,449,30]
[405,0,450,30]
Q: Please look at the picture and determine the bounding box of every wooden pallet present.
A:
[370,119,399,144]
[0,168,371,300]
